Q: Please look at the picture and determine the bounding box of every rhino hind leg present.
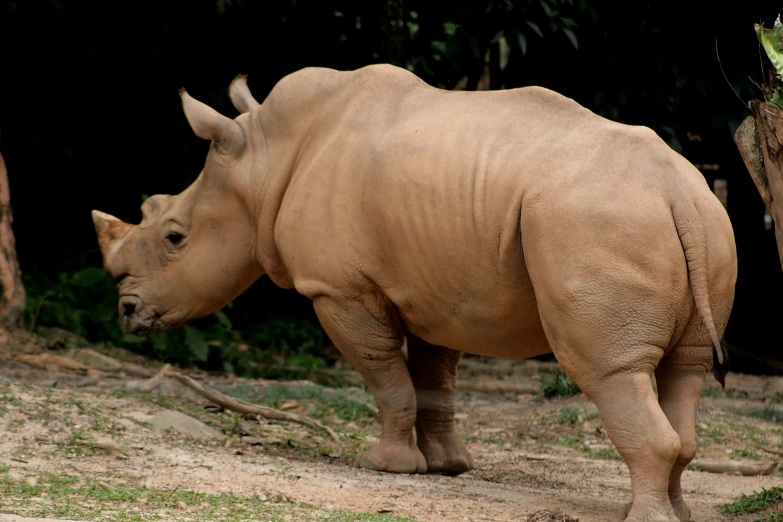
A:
[313,296,426,474]
[654,344,713,522]
[406,336,474,475]
[576,368,681,522]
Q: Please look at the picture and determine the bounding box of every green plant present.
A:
[557,406,581,425]
[718,485,783,516]
[731,448,762,461]
[537,370,581,398]
[23,266,331,377]
[747,404,783,424]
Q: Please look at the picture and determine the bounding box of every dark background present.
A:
[0,0,780,373]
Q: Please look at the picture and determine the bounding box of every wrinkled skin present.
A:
[93,65,737,522]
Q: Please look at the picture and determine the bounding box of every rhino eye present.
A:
[166,232,184,245]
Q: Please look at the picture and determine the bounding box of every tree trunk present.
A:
[0,150,26,327]
[734,100,783,272]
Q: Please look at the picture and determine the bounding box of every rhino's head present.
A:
[92,77,264,336]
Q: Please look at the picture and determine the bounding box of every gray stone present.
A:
[150,409,221,440]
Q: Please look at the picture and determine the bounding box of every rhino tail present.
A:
[670,197,729,388]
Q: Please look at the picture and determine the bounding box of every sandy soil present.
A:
[0,330,781,521]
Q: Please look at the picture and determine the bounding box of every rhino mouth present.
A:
[119,295,171,336]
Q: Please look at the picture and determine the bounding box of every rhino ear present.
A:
[91,210,132,265]
[229,74,259,114]
[179,88,244,152]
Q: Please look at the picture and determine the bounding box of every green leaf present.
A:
[771,90,783,110]
[756,23,783,77]
[70,267,107,287]
[213,310,232,330]
[525,20,543,38]
[540,0,556,18]
[184,325,210,362]
[563,28,578,50]
[121,334,147,344]
[516,30,528,55]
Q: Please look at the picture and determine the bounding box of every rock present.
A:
[71,348,122,372]
[150,409,221,440]
[39,327,89,349]
[524,511,580,522]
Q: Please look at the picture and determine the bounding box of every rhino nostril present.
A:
[123,302,136,317]
[119,296,140,321]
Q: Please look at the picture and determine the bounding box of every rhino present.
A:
[92,64,736,522]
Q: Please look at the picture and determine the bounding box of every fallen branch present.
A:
[137,363,171,392]
[71,347,156,377]
[15,353,104,375]
[164,370,341,443]
[690,459,777,476]
[73,439,129,459]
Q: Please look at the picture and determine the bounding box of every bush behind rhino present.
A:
[23,265,329,376]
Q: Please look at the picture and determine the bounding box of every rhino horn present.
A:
[179,88,244,152]
[229,74,260,114]
[91,210,132,265]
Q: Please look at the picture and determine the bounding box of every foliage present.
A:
[718,485,783,516]
[3,0,779,368]
[745,404,783,424]
[755,15,783,109]
[23,266,330,376]
[557,406,582,424]
[536,370,581,399]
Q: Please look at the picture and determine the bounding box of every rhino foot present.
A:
[669,495,691,522]
[623,499,678,522]
[417,431,474,476]
[355,442,427,474]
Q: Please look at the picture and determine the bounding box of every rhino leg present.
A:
[654,345,712,522]
[577,369,681,522]
[313,296,426,474]
[406,336,474,475]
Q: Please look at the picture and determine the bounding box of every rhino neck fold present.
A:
[238,104,302,290]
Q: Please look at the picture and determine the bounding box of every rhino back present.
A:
[272,65,704,356]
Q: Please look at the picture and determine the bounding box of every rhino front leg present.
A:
[406,336,474,475]
[313,296,426,474]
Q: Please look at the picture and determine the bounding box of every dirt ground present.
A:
[0,328,782,522]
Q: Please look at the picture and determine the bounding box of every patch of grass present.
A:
[586,445,623,461]
[7,418,25,430]
[558,436,581,449]
[700,386,721,398]
[748,405,783,424]
[0,470,415,522]
[758,512,783,522]
[718,485,783,516]
[232,383,376,423]
[731,448,763,461]
[537,370,581,399]
[481,472,507,483]
[557,436,623,461]
[557,407,582,425]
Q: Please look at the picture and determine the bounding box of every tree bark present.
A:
[734,100,783,272]
[0,150,26,327]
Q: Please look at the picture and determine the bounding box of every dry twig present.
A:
[138,363,171,392]
[164,369,341,443]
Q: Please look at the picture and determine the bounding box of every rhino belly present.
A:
[395,279,551,359]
